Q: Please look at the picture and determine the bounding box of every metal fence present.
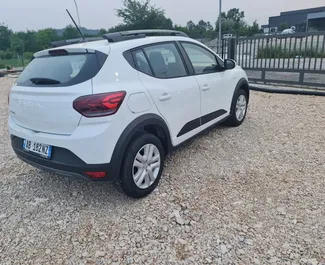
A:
[218,32,325,88]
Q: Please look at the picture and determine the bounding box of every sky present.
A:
[1,0,324,31]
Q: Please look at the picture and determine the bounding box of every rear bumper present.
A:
[11,135,116,181]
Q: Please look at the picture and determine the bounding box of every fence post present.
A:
[227,38,236,60]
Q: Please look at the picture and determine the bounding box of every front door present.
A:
[180,42,232,125]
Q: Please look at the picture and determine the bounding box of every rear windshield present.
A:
[17,52,107,87]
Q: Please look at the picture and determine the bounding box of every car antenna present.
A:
[65,9,86,42]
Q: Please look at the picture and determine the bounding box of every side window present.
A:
[143,43,187,79]
[133,49,153,76]
[181,42,219,75]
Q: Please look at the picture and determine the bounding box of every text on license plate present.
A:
[23,140,52,159]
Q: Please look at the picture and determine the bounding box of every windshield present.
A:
[16,52,107,87]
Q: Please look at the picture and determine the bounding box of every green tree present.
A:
[11,34,25,56]
[216,8,247,36]
[0,24,12,51]
[108,24,131,33]
[225,8,245,22]
[62,25,79,39]
[116,0,173,30]
[36,28,60,50]
[248,20,260,36]
[186,21,196,31]
[99,28,108,35]
[216,17,236,34]
[24,30,39,52]
[196,20,208,32]
[206,22,213,31]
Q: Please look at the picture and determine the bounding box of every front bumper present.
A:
[11,135,116,181]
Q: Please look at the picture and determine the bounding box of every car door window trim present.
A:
[129,41,190,79]
[179,41,226,76]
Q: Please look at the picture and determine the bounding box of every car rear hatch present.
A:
[9,47,108,135]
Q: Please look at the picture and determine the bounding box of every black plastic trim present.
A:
[11,135,114,181]
[201,109,227,125]
[175,41,195,75]
[109,114,172,178]
[229,78,250,115]
[123,50,136,69]
[177,109,227,137]
[177,118,201,137]
[103,30,188,43]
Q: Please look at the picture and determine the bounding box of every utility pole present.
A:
[218,0,222,54]
[73,0,81,27]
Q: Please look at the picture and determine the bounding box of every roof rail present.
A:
[102,29,188,43]
[49,30,188,48]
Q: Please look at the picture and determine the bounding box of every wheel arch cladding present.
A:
[230,78,249,114]
[238,78,250,102]
[110,114,172,178]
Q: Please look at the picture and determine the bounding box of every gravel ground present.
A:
[1,77,325,265]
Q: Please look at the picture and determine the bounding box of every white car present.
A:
[8,30,249,198]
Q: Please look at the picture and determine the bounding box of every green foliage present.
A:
[116,0,173,29]
[36,28,60,50]
[223,8,245,22]
[257,45,325,58]
[0,50,13,59]
[249,20,261,36]
[216,8,247,36]
[0,24,12,51]
[62,25,80,39]
[1,1,262,59]
[99,28,108,35]
[23,52,34,60]
[0,58,25,67]
[11,34,25,55]
[0,63,5,69]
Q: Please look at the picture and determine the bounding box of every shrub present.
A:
[0,50,13,59]
[23,52,34,60]
[256,45,325,59]
[0,64,5,69]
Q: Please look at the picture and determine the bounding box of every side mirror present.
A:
[224,59,236,70]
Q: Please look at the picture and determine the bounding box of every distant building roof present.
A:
[280,6,325,16]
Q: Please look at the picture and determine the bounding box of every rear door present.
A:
[133,42,201,145]
[9,49,107,135]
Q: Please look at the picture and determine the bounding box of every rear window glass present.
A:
[17,52,107,87]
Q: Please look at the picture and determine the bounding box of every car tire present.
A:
[120,133,164,198]
[224,88,248,127]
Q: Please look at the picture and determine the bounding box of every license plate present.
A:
[23,139,52,159]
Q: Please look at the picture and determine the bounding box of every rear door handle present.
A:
[159,93,171,101]
[202,84,211,91]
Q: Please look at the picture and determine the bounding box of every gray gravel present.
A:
[1,77,325,265]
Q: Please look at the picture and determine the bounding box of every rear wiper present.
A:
[30,78,61,85]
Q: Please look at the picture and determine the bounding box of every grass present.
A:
[0,58,27,68]
[257,46,325,59]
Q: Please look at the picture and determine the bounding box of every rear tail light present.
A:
[73,91,126,117]
[84,172,107,178]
